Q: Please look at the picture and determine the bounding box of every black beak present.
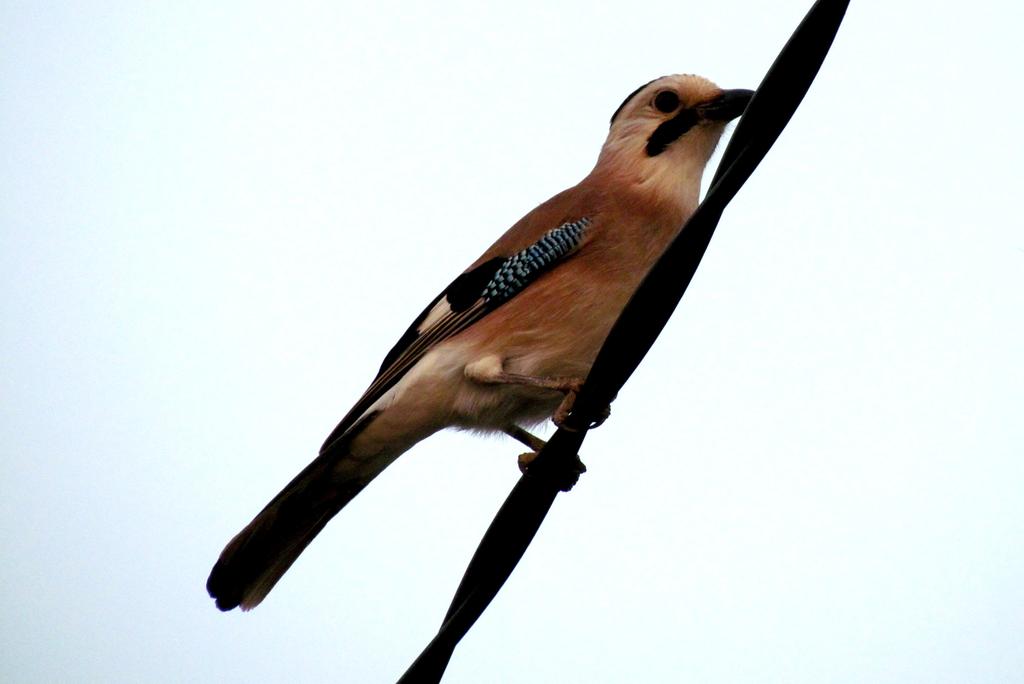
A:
[696,88,755,122]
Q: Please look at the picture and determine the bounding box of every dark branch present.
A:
[398,2,851,681]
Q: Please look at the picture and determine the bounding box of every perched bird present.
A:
[207,74,752,611]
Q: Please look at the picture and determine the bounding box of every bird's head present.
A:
[592,74,753,212]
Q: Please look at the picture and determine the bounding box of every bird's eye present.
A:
[653,90,680,113]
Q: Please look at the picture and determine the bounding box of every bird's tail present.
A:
[206,417,396,611]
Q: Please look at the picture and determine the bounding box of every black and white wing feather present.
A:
[319,218,591,453]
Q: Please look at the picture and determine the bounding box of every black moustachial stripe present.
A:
[481,218,590,307]
[645,107,698,157]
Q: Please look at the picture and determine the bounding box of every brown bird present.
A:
[207,74,752,611]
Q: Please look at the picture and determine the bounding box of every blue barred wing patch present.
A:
[324,217,591,452]
[481,218,591,306]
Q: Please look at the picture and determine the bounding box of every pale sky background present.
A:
[2,1,1022,682]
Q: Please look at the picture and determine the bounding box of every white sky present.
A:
[3,1,1022,682]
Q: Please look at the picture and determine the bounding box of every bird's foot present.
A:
[552,391,611,432]
[517,450,587,492]
[466,362,604,430]
[504,425,586,492]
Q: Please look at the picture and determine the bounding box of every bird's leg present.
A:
[504,424,548,453]
[551,389,612,431]
[502,424,586,492]
[466,356,610,432]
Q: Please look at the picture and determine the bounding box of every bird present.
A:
[207,74,753,612]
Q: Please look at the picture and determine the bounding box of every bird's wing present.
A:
[319,217,593,453]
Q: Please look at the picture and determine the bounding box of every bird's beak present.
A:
[696,89,755,122]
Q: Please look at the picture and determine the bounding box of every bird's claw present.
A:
[553,390,611,432]
[518,451,587,492]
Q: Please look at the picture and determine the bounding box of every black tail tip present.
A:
[206,563,243,612]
